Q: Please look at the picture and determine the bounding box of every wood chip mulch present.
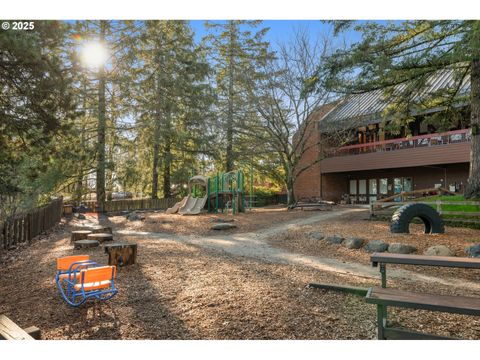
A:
[0,208,479,339]
[267,209,480,283]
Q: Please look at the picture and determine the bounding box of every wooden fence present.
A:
[0,198,63,251]
[370,200,480,224]
[80,197,179,213]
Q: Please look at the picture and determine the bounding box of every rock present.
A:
[388,243,417,254]
[126,212,145,221]
[211,218,235,223]
[309,232,325,241]
[211,223,237,230]
[465,244,480,258]
[364,240,389,253]
[343,237,364,249]
[424,245,454,257]
[325,235,344,245]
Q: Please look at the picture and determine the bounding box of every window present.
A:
[379,179,388,194]
[394,178,402,193]
[369,179,377,194]
[369,196,377,204]
[349,180,357,194]
[403,177,413,192]
[359,179,367,194]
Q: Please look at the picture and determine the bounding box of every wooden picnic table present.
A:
[366,252,480,339]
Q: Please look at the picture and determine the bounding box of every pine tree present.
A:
[131,21,214,198]
[204,20,273,172]
[0,20,76,213]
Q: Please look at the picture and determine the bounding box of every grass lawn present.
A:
[418,195,480,226]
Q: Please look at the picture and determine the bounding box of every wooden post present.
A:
[379,263,387,288]
[90,226,112,234]
[87,233,113,243]
[71,230,92,243]
[74,240,100,249]
[377,305,386,340]
[104,243,137,267]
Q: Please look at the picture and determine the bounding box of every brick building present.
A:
[293,70,472,204]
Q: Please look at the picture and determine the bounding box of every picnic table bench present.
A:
[0,315,40,340]
[366,252,480,340]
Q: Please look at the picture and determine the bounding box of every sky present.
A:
[189,20,364,49]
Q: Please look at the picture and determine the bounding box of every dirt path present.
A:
[115,208,480,292]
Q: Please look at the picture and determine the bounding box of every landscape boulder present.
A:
[388,243,416,254]
[325,235,344,245]
[211,223,237,230]
[424,245,454,257]
[343,237,364,249]
[465,244,480,258]
[126,212,145,221]
[309,232,325,241]
[211,218,234,223]
[364,240,389,253]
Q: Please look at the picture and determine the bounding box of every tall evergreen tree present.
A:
[0,21,76,213]
[204,20,273,172]
[131,21,214,198]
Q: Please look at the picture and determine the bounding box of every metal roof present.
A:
[319,69,471,131]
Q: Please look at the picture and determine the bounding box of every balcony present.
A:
[320,129,471,173]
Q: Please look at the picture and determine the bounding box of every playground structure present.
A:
[167,175,209,215]
[207,171,245,215]
[167,170,248,215]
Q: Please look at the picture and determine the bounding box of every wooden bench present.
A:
[0,315,40,340]
[367,252,480,339]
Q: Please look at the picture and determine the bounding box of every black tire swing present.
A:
[390,203,445,234]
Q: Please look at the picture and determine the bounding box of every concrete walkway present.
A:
[115,208,480,292]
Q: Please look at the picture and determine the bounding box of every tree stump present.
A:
[71,230,92,243]
[90,226,113,234]
[74,240,100,250]
[104,243,137,267]
[87,233,113,243]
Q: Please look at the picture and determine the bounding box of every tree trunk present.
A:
[225,21,235,172]
[465,58,480,199]
[96,20,107,210]
[286,179,295,206]
[151,134,160,199]
[152,46,162,200]
[163,130,172,198]
[285,163,296,206]
[75,83,88,206]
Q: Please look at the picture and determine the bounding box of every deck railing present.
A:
[326,128,471,157]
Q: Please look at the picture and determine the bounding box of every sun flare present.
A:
[81,41,108,68]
